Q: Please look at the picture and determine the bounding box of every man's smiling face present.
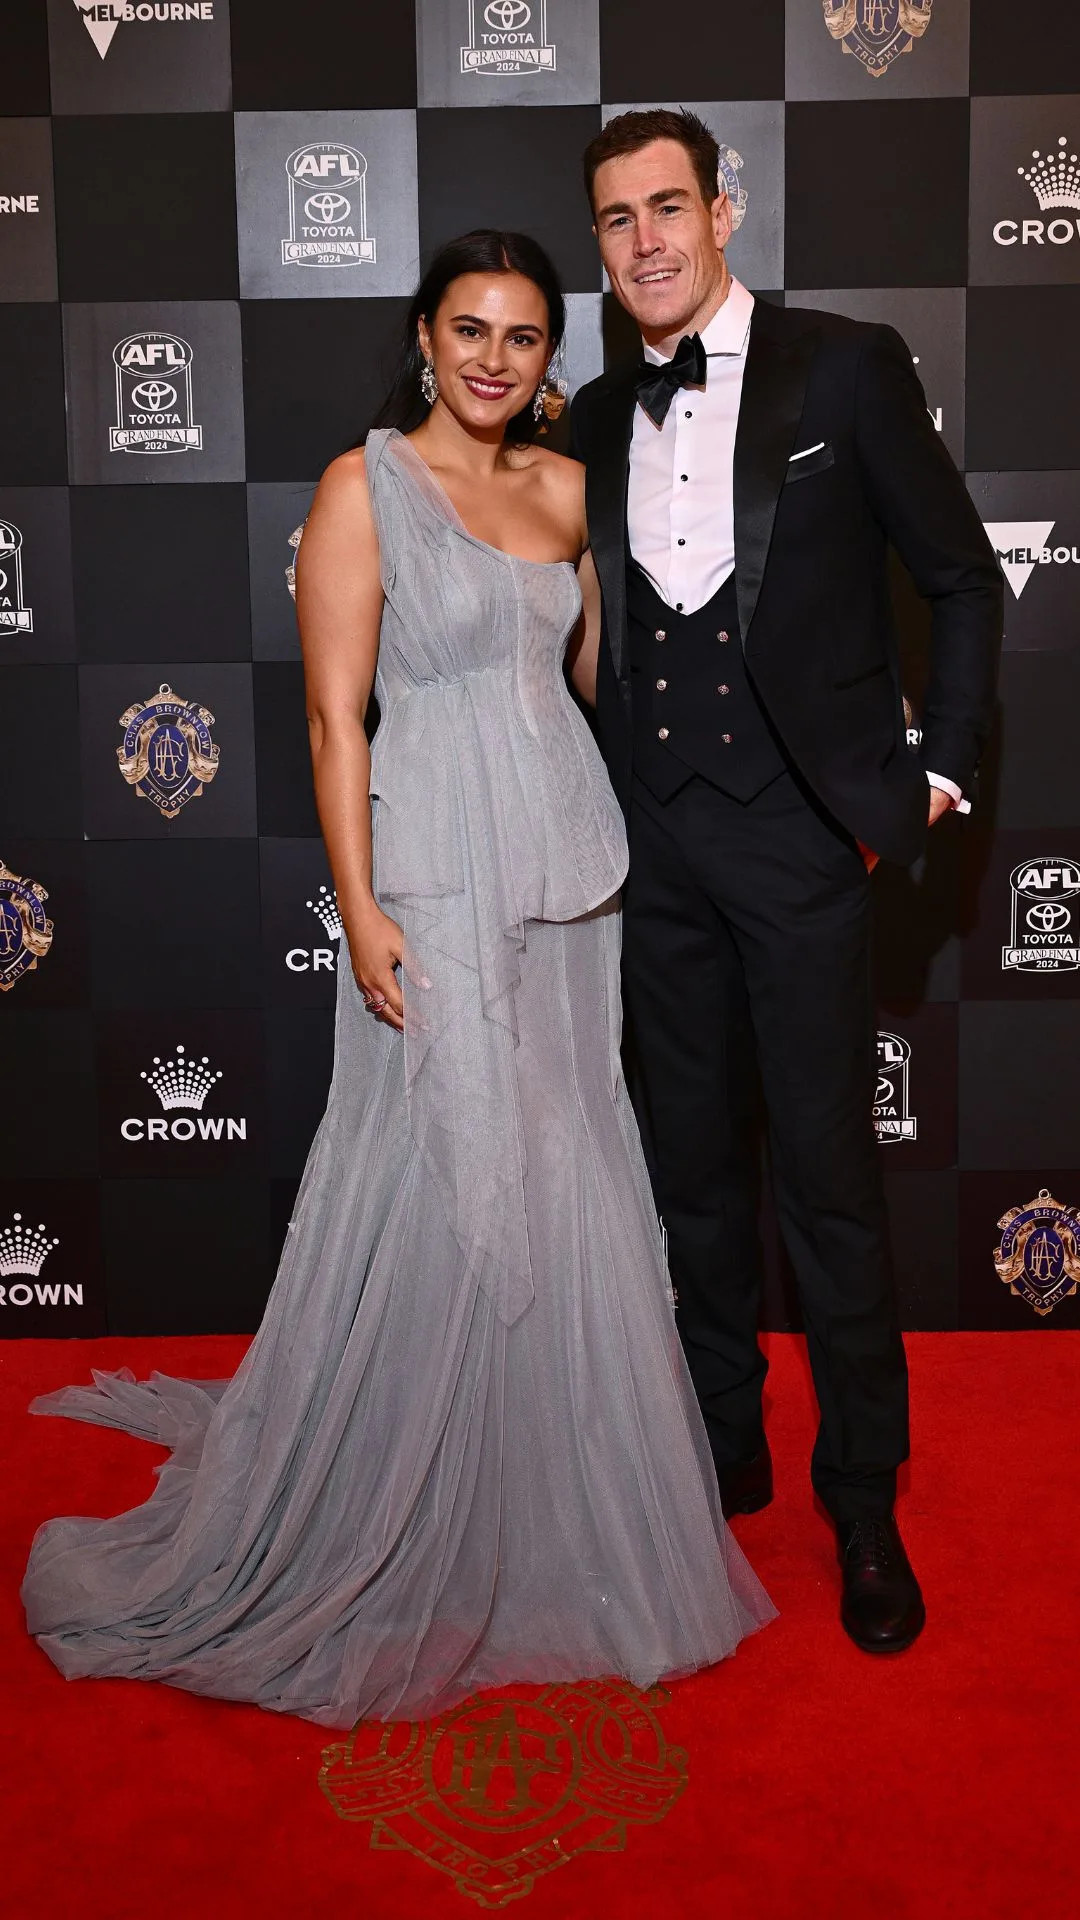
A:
[592,137,731,347]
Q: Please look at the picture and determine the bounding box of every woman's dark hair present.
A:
[367,229,566,445]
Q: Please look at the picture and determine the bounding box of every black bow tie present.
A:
[634,332,707,427]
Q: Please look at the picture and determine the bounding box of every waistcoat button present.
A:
[658,727,670,741]
[722,733,733,745]
[717,630,729,642]
[654,628,666,641]
[718,684,730,695]
[656,678,667,691]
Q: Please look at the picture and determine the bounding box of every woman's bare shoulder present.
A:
[523,444,584,505]
[521,443,580,478]
[524,446,586,552]
[307,447,374,528]
[297,447,378,580]
[317,446,368,495]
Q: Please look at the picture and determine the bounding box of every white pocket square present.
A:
[788,441,826,463]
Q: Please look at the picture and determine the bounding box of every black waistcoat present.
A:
[626,564,787,803]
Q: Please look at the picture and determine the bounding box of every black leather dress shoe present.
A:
[715,1442,773,1518]
[836,1515,925,1653]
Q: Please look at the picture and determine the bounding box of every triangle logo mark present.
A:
[982,521,1056,600]
[72,1,120,60]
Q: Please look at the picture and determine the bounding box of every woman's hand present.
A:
[347,900,408,1032]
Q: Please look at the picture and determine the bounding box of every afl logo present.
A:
[873,1031,916,1142]
[282,145,375,269]
[110,331,203,456]
[1003,857,1080,972]
[0,522,32,633]
[462,0,557,75]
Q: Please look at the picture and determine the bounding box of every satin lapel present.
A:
[733,311,818,647]
[584,369,637,683]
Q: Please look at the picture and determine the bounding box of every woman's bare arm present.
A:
[568,544,601,706]
[294,449,407,1031]
[548,452,600,707]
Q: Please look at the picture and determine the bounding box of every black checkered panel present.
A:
[3,1,1080,1338]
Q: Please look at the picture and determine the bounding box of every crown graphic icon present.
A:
[140,1044,223,1112]
[0,1213,60,1278]
[306,884,343,940]
[1018,136,1080,211]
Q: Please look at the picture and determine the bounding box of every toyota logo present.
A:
[304,192,351,225]
[131,381,177,412]
[1027,901,1071,933]
[484,0,531,28]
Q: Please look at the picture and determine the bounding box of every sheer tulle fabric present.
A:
[22,430,774,1726]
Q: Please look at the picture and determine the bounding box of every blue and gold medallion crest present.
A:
[994,1189,1080,1319]
[0,859,54,992]
[116,682,219,819]
[822,1,934,79]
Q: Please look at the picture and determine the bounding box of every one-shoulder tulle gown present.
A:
[22,429,775,1727]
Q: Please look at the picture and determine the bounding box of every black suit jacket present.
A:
[570,298,1003,867]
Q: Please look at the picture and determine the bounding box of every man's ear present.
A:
[711,189,733,253]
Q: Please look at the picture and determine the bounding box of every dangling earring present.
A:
[534,355,568,426]
[420,359,438,406]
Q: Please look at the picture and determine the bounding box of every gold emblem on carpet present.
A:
[319,1679,686,1907]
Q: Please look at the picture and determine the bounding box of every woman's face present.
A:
[418,271,551,435]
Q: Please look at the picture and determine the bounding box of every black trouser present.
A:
[622,769,909,1522]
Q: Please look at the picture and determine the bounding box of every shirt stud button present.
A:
[658,727,670,741]
[718,684,730,695]
[684,410,692,418]
[656,678,667,691]
[722,733,733,745]
[680,473,688,482]
[654,628,666,641]
[677,537,686,546]
[675,602,684,611]
[717,630,729,642]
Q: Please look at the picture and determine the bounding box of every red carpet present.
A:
[2,1332,1076,1919]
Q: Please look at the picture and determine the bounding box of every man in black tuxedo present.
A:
[570,109,1002,1652]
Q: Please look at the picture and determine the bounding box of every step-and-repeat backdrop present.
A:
[2,1,1079,1338]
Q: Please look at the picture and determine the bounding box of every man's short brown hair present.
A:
[583,108,720,213]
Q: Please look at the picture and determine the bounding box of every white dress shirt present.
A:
[626,276,965,812]
[628,275,753,616]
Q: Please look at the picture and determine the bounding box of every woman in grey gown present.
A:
[22,231,774,1728]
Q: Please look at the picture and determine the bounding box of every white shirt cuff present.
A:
[926,772,970,815]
